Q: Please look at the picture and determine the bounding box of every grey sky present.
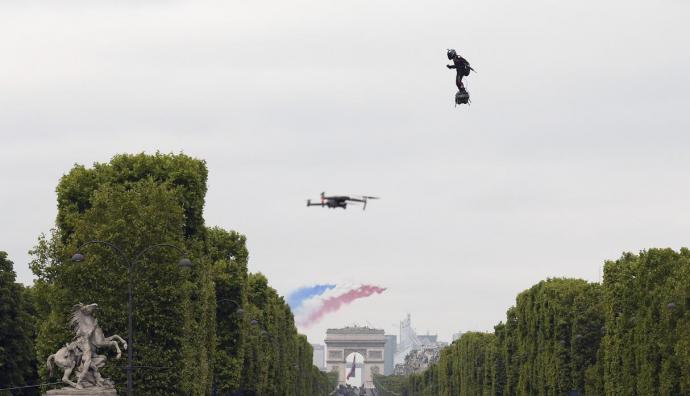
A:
[1,0,689,344]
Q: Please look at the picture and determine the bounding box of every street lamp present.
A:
[72,240,192,396]
[250,318,275,339]
[217,298,244,316]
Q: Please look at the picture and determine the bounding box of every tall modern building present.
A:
[394,314,446,367]
[384,335,397,375]
[311,343,325,371]
[417,334,438,345]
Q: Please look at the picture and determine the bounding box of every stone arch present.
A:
[324,326,386,389]
[344,351,366,387]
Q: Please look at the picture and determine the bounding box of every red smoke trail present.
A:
[300,285,386,327]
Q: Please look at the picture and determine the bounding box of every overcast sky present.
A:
[1,0,689,344]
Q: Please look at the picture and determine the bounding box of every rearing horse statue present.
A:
[47,303,127,389]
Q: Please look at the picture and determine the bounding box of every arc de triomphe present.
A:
[324,326,386,388]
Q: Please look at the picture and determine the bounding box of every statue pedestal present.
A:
[45,387,117,396]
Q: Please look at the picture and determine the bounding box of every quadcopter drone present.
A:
[306,192,380,210]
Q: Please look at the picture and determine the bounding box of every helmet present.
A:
[447,49,457,60]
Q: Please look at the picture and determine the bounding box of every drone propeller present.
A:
[346,201,367,211]
[354,195,379,210]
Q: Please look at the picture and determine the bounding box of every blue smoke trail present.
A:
[287,284,336,311]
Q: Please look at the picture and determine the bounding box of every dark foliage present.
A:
[29,153,333,395]
[0,252,39,396]
[392,250,689,396]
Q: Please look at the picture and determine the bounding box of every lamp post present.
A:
[246,317,282,352]
[250,318,267,334]
[250,318,279,349]
[217,298,244,316]
[72,240,192,396]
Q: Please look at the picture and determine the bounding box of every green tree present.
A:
[55,152,208,241]
[602,248,690,396]
[396,278,604,396]
[0,252,38,396]
[208,227,249,394]
[30,152,338,395]
[32,154,214,395]
[373,374,407,395]
[389,249,690,396]
[236,272,335,395]
[456,332,495,395]
[508,278,603,396]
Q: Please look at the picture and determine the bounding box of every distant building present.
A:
[417,335,438,345]
[312,343,325,371]
[325,326,386,388]
[452,332,464,341]
[384,335,397,375]
[395,314,444,365]
[393,314,447,375]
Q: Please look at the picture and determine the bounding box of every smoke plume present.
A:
[287,284,336,311]
[297,284,386,327]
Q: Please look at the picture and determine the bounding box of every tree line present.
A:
[0,153,335,395]
[378,249,690,396]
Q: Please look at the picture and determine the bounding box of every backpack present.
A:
[462,63,471,76]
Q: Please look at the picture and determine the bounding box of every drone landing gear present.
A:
[455,89,470,106]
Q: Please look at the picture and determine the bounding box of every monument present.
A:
[45,303,126,395]
[324,326,385,389]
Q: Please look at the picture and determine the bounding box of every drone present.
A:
[306,192,380,210]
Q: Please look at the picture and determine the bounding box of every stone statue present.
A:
[46,303,127,395]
